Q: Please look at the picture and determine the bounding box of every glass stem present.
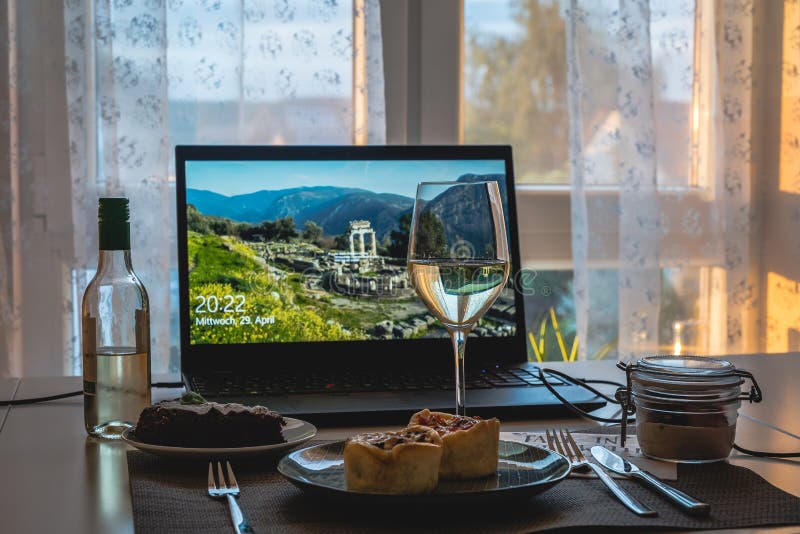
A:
[450,328,468,416]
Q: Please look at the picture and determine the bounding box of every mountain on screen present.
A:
[187,186,414,239]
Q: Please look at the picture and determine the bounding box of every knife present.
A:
[591,446,711,516]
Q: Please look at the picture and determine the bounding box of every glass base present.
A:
[88,421,133,440]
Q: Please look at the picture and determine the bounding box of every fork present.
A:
[547,428,657,517]
[208,461,255,533]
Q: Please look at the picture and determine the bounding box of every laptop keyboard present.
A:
[190,366,566,398]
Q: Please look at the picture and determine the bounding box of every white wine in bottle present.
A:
[82,197,151,439]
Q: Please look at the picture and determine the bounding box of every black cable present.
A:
[0,382,185,406]
[579,378,627,387]
[0,391,81,406]
[733,443,800,458]
[539,367,635,424]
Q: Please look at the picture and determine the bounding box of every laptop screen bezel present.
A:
[176,145,527,374]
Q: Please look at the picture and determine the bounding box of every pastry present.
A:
[344,425,443,494]
[409,409,500,479]
[134,393,286,447]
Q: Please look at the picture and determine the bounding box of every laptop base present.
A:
[185,363,606,427]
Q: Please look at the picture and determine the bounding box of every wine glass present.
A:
[407,181,510,416]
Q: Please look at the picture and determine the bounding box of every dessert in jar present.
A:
[621,356,762,463]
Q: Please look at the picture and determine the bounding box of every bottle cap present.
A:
[99,197,130,223]
[98,197,131,250]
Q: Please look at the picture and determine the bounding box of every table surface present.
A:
[1,355,798,533]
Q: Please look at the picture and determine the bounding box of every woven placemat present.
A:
[128,443,800,533]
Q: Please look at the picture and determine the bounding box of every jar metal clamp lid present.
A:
[614,355,763,446]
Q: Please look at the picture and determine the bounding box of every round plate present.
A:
[277,439,570,503]
[122,417,317,458]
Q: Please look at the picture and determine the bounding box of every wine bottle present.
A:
[82,197,151,439]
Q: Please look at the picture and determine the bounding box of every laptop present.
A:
[175,145,604,426]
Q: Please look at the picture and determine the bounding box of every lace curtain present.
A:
[566,0,760,360]
[0,0,385,376]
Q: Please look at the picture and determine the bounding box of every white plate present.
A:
[122,417,317,459]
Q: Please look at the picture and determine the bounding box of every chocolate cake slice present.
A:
[134,395,286,447]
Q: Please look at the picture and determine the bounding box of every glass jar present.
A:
[620,356,762,463]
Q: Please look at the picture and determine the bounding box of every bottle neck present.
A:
[97,249,134,276]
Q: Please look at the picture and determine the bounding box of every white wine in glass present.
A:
[408,181,510,416]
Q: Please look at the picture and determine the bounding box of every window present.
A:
[464,0,569,185]
[165,1,356,146]
[458,0,725,360]
[64,1,366,374]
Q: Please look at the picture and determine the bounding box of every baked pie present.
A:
[409,409,500,479]
[343,425,443,494]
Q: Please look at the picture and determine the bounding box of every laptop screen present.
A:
[180,154,518,347]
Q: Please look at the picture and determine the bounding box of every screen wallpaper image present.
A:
[185,159,517,345]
